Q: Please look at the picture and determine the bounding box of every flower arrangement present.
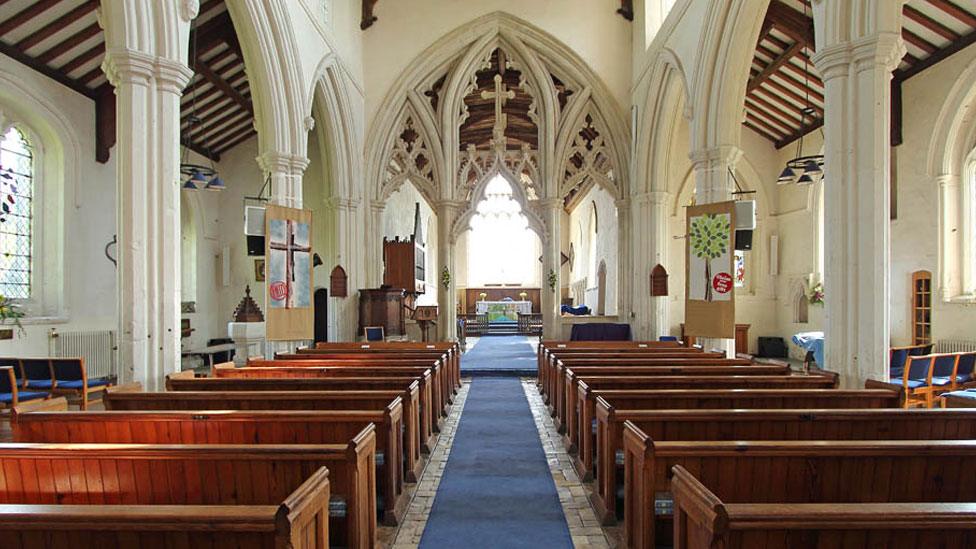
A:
[0,295,25,335]
[547,269,557,292]
[441,266,451,289]
[807,282,824,305]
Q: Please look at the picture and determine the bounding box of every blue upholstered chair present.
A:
[658,336,679,342]
[889,347,912,379]
[910,344,934,356]
[955,352,976,386]
[900,354,936,408]
[20,358,53,390]
[51,357,111,411]
[928,354,961,395]
[930,352,976,392]
[0,365,48,409]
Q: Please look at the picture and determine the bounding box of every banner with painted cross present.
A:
[265,204,313,341]
[684,200,736,339]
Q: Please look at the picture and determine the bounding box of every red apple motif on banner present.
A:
[712,272,733,295]
[269,281,289,302]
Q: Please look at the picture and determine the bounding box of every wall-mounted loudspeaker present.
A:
[734,200,756,230]
[735,229,753,251]
[245,206,266,256]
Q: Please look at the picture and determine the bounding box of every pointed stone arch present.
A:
[450,167,548,244]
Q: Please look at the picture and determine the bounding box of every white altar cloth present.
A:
[475,300,532,321]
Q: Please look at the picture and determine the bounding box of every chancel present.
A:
[0,1,976,548]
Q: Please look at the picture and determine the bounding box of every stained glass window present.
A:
[0,127,33,299]
[734,250,746,288]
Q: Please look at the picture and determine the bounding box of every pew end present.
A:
[106,382,143,393]
[11,396,68,416]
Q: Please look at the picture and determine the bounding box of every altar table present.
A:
[476,300,532,322]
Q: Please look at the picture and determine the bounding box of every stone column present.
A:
[258,150,310,356]
[538,198,563,338]
[330,197,363,341]
[258,151,308,209]
[631,191,672,340]
[689,145,742,356]
[367,201,386,288]
[103,51,193,390]
[812,30,904,386]
[435,200,464,340]
[615,198,632,322]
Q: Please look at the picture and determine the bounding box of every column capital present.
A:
[155,57,194,94]
[434,199,467,212]
[257,151,309,176]
[328,197,361,210]
[369,200,386,214]
[102,49,193,91]
[614,198,631,212]
[535,197,564,210]
[936,173,960,189]
[811,43,851,81]
[851,32,906,74]
[689,145,743,172]
[633,190,672,206]
[102,49,155,87]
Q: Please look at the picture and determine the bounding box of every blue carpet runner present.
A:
[418,376,573,548]
[460,335,537,373]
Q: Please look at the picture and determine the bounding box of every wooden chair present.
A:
[49,357,111,410]
[928,353,963,397]
[900,354,935,408]
[19,358,53,391]
[0,366,48,410]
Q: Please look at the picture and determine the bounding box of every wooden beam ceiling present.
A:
[0,1,257,163]
[744,0,976,149]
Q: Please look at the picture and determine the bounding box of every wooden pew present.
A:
[541,348,718,398]
[244,359,449,421]
[622,434,976,549]
[537,342,706,398]
[560,373,837,444]
[13,405,408,526]
[106,387,423,487]
[570,387,901,487]
[546,355,749,411]
[556,362,781,438]
[303,341,461,397]
[0,467,331,548]
[167,374,438,453]
[670,466,976,549]
[0,438,376,549]
[287,347,460,395]
[591,407,976,528]
[270,353,454,410]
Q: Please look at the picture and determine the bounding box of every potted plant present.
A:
[807,282,824,305]
[0,295,25,336]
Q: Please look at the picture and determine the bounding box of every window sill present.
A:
[945,294,976,306]
[3,315,69,326]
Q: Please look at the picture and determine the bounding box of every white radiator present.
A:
[49,330,118,379]
[935,340,976,353]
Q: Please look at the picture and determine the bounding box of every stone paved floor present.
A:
[383,380,471,548]
[382,377,619,549]
[522,379,618,548]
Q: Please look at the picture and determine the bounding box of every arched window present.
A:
[0,127,34,299]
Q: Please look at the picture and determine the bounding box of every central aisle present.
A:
[419,338,573,548]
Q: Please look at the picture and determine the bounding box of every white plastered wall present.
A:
[0,54,116,356]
